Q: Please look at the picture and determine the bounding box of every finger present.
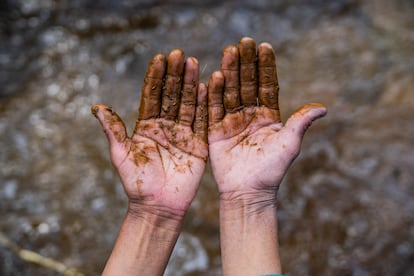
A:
[160,49,185,121]
[284,103,327,139]
[193,83,208,143]
[178,57,199,126]
[208,71,225,128]
[258,42,279,112]
[221,45,241,113]
[239,37,257,106]
[91,104,128,146]
[138,54,167,120]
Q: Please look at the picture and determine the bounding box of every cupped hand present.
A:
[208,37,327,205]
[92,50,208,218]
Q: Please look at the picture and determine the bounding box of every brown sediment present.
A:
[292,103,327,116]
[130,143,151,166]
[222,46,241,112]
[91,105,99,116]
[138,54,166,120]
[138,77,163,120]
[133,152,150,166]
[239,37,258,106]
[258,87,279,109]
[174,164,186,173]
[187,159,193,174]
[222,125,228,136]
[159,121,177,139]
[178,78,197,125]
[258,42,279,110]
[237,132,250,146]
[112,126,125,143]
[161,76,181,120]
[223,87,241,112]
[222,45,239,69]
[112,129,124,143]
[136,179,144,197]
[159,49,185,120]
[194,98,208,142]
[238,37,256,60]
[229,113,242,131]
[142,123,151,131]
[100,108,127,143]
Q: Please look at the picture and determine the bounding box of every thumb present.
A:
[91,104,128,147]
[284,103,327,139]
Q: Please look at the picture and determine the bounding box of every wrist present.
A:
[126,201,186,231]
[103,202,184,275]
[219,190,282,275]
[219,188,278,217]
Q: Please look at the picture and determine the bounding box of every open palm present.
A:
[92,50,208,216]
[208,38,327,202]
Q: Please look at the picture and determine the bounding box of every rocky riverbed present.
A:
[1,0,414,275]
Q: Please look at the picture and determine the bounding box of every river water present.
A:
[1,1,413,275]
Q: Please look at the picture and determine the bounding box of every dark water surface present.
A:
[1,0,414,275]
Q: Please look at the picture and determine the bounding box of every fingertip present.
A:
[222,45,239,69]
[209,70,224,83]
[294,103,328,121]
[285,103,328,139]
[166,49,185,73]
[207,71,225,128]
[208,71,225,98]
[184,57,200,77]
[313,104,328,120]
[152,53,166,62]
[91,103,111,121]
[187,56,199,66]
[146,53,167,79]
[90,103,126,141]
[258,42,274,51]
[169,48,185,57]
[239,36,255,43]
[223,45,237,54]
[149,54,167,71]
[91,104,100,117]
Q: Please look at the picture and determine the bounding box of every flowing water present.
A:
[1,1,414,275]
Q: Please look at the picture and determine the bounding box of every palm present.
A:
[114,119,207,211]
[207,38,327,199]
[92,50,208,215]
[209,106,297,194]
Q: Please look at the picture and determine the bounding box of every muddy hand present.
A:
[91,50,208,218]
[208,37,327,205]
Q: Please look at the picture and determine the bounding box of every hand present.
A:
[208,37,327,207]
[92,49,208,219]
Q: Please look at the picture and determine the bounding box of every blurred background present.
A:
[1,0,413,275]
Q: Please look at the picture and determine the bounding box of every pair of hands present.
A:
[92,37,327,221]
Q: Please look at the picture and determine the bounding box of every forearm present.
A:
[219,192,282,276]
[103,203,184,276]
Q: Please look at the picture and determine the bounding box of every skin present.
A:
[91,50,208,275]
[208,37,327,275]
